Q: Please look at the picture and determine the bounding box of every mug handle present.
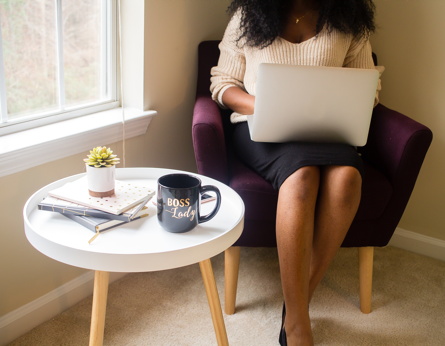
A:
[198,185,221,224]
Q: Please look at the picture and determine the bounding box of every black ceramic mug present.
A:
[157,173,221,233]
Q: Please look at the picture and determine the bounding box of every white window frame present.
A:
[0,0,119,136]
[0,0,155,178]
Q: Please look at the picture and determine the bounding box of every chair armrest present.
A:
[354,104,432,246]
[192,95,230,184]
[362,103,432,187]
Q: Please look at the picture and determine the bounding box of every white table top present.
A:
[24,168,245,272]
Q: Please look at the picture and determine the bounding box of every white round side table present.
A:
[24,168,245,346]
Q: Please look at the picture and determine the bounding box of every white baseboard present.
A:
[389,227,445,262]
[0,271,126,346]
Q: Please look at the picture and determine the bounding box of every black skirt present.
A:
[232,122,364,190]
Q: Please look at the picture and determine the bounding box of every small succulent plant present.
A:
[84,146,120,168]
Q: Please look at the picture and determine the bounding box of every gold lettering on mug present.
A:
[167,198,190,207]
[166,206,196,221]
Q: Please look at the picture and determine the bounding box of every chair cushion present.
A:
[228,158,392,223]
[229,159,278,222]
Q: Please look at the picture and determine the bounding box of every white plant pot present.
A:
[86,165,116,197]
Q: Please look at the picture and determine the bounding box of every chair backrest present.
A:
[197,41,222,97]
[196,40,236,150]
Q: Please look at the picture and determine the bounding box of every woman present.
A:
[210,0,380,345]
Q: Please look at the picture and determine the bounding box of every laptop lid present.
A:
[246,64,379,146]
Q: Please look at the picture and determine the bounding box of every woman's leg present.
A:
[278,165,362,345]
[277,166,320,345]
[308,166,362,301]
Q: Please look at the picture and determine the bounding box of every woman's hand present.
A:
[222,86,255,115]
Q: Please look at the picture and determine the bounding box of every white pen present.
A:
[129,191,155,219]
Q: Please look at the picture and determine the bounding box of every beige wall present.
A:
[1,0,444,319]
[0,0,230,317]
[371,0,445,240]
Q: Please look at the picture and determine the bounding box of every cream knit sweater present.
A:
[210,12,382,123]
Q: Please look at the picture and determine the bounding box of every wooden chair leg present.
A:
[358,246,374,314]
[224,246,241,315]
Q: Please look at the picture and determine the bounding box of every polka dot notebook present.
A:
[48,177,155,215]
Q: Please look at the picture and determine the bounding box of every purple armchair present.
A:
[192,40,432,314]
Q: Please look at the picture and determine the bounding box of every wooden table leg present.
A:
[224,246,241,315]
[89,271,110,346]
[199,259,229,346]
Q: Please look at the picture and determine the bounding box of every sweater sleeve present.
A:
[210,12,247,108]
[344,36,383,106]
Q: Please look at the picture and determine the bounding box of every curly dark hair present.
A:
[228,0,376,48]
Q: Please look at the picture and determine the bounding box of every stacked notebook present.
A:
[38,177,155,234]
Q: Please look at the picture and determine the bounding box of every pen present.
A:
[129,191,154,219]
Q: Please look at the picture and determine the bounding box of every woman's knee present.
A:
[335,166,362,190]
[280,166,320,201]
[285,166,319,185]
[322,166,362,205]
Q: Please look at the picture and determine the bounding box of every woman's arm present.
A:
[222,86,255,115]
[344,37,382,106]
[210,12,254,114]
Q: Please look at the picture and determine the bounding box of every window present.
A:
[0,0,154,179]
[0,0,118,135]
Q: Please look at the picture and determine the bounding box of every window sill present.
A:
[0,108,156,178]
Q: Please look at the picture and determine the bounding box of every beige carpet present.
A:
[9,246,445,345]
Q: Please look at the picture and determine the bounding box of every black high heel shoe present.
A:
[279,303,287,346]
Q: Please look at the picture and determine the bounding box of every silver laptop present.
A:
[246,64,379,146]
